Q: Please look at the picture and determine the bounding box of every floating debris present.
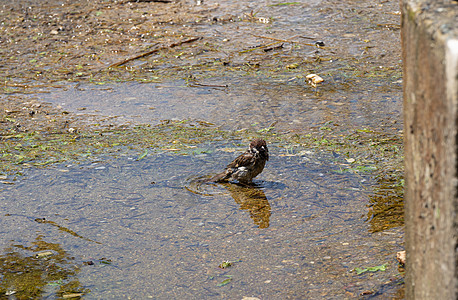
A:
[136,149,148,161]
[306,74,324,88]
[217,275,233,286]
[62,293,84,299]
[218,261,232,269]
[36,251,54,259]
[396,250,406,265]
[354,264,387,275]
[286,63,299,69]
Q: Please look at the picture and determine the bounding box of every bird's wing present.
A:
[226,152,256,169]
[209,151,255,183]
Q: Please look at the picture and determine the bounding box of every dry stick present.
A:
[239,41,282,53]
[263,43,284,52]
[125,0,172,2]
[251,34,328,48]
[107,37,201,68]
[189,82,228,88]
[117,0,172,4]
[377,23,401,28]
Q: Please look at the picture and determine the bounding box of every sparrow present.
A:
[209,138,269,184]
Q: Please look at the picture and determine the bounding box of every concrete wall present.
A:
[402,0,458,299]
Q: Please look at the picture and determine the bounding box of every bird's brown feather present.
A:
[209,139,268,184]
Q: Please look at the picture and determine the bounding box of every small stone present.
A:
[396,250,406,265]
[315,41,325,47]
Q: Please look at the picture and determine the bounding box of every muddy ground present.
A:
[1,0,401,106]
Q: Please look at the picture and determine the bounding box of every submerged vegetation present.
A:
[1,119,402,178]
[0,0,403,233]
[1,118,404,232]
[1,116,404,233]
[0,235,89,299]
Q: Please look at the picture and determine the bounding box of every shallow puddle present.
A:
[39,78,402,133]
[1,145,403,298]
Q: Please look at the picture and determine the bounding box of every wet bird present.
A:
[209,139,269,185]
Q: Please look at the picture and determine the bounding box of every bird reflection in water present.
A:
[220,182,271,228]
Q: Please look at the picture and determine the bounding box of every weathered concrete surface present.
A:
[402,0,458,299]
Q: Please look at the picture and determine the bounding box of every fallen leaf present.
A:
[396,251,406,265]
[306,74,324,87]
[63,293,84,298]
[217,276,233,286]
[355,264,387,275]
[36,251,54,258]
[136,149,148,161]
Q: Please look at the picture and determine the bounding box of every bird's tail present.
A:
[206,171,229,183]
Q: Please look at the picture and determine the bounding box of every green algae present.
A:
[1,120,403,210]
[0,235,89,299]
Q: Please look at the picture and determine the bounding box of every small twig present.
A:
[239,41,282,53]
[377,23,401,29]
[107,37,201,68]
[269,121,278,128]
[108,43,160,68]
[251,34,329,49]
[299,36,317,40]
[263,43,284,52]
[252,34,295,44]
[121,0,172,3]
[188,82,228,88]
